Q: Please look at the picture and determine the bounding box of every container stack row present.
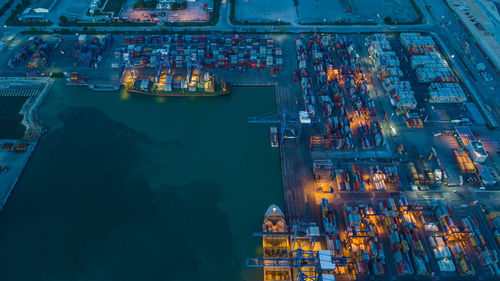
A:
[396,198,431,275]
[400,33,467,103]
[326,117,354,150]
[403,110,424,128]
[356,119,383,149]
[295,37,315,117]
[334,168,353,191]
[118,34,282,73]
[329,164,400,192]
[462,216,500,276]
[428,82,467,103]
[407,162,435,185]
[487,213,500,248]
[8,37,51,69]
[453,148,476,174]
[381,199,413,275]
[366,34,417,110]
[382,77,416,110]
[322,199,343,258]
[344,202,387,276]
[436,201,475,275]
[73,34,113,68]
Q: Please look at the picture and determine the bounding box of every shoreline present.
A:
[0,77,53,211]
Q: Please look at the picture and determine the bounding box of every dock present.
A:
[276,85,319,224]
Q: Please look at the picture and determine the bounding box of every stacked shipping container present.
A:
[453,148,476,173]
[8,37,51,68]
[400,33,467,103]
[366,34,417,110]
[118,34,281,72]
[344,202,387,276]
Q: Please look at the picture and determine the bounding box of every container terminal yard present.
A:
[0,30,499,281]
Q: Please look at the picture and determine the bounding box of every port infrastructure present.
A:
[154,47,171,83]
[120,57,136,83]
[248,109,317,143]
[248,222,347,281]
[186,56,201,84]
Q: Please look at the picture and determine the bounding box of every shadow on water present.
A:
[0,107,239,281]
[0,97,28,139]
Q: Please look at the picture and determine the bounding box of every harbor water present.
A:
[0,80,282,281]
[0,97,27,139]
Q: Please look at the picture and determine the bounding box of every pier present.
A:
[276,85,319,225]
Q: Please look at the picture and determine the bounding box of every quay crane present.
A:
[120,53,136,83]
[248,109,318,143]
[154,48,172,83]
[186,56,201,84]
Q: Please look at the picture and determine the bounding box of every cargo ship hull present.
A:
[127,88,230,97]
[262,205,291,281]
[128,77,230,97]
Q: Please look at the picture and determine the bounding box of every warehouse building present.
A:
[18,0,58,21]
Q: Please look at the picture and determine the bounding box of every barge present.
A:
[270,127,279,148]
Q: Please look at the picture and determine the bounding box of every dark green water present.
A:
[0,97,27,139]
[0,80,282,281]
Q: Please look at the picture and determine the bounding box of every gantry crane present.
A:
[119,55,136,83]
[186,56,201,84]
[154,48,172,83]
[248,109,318,143]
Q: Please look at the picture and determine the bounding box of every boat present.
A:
[262,204,290,281]
[263,204,286,233]
[88,84,120,91]
[270,127,279,148]
[127,73,230,97]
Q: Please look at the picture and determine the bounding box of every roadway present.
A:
[421,0,500,126]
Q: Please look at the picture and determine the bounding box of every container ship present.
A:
[262,204,291,281]
[127,72,230,97]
